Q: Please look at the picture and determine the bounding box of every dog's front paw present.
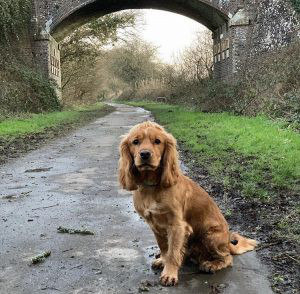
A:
[160,267,178,286]
[152,257,164,269]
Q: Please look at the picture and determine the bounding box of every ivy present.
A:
[0,0,32,43]
[291,0,300,13]
[0,53,61,113]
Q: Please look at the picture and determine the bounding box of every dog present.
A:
[118,121,257,286]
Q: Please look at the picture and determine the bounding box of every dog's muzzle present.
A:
[140,150,151,161]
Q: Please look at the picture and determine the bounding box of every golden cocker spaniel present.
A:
[118,121,257,286]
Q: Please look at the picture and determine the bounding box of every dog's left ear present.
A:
[161,133,180,188]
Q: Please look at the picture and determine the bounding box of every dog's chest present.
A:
[133,195,168,231]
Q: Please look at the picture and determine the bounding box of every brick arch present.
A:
[47,0,230,41]
[33,0,252,89]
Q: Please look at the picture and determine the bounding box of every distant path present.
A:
[0,104,272,293]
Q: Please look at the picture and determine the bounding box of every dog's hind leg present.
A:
[199,228,233,273]
[200,254,233,273]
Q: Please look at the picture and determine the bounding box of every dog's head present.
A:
[118,121,180,190]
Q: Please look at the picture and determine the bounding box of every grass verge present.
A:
[0,103,114,163]
[128,101,300,200]
[0,103,111,138]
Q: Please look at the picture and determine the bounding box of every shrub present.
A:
[0,0,60,114]
[133,79,170,101]
[159,41,300,126]
[236,42,300,123]
[0,0,32,44]
[291,0,300,13]
[0,50,60,114]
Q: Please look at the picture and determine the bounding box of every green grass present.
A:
[127,101,300,200]
[0,103,107,138]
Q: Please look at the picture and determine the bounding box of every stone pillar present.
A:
[49,36,62,99]
[31,0,62,99]
[229,8,251,74]
[32,34,62,100]
[212,22,231,80]
[32,38,50,76]
[212,1,252,81]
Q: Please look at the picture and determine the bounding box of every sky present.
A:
[140,9,206,63]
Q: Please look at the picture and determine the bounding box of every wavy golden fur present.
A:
[119,121,257,286]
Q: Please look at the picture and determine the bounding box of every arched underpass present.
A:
[49,0,229,40]
[32,0,252,93]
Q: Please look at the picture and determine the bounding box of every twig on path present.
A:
[255,241,281,251]
[31,251,51,264]
[70,264,83,270]
[273,252,300,265]
[32,203,59,211]
[25,167,52,173]
[62,248,73,253]
[284,254,300,265]
[41,286,61,291]
[57,226,95,235]
[2,194,17,200]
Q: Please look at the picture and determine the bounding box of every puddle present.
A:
[96,247,140,262]
[52,167,99,193]
[135,107,150,114]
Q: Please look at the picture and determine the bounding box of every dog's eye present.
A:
[132,139,139,145]
[154,139,161,145]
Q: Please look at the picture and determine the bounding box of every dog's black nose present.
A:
[231,239,238,245]
[140,150,151,160]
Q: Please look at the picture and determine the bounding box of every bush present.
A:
[133,79,170,101]
[0,0,32,43]
[0,0,60,115]
[0,50,61,114]
[291,0,300,13]
[236,42,300,123]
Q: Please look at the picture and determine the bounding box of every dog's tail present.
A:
[229,232,257,255]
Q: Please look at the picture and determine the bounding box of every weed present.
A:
[0,50,60,114]
[224,209,232,218]
[0,0,32,44]
[291,0,300,13]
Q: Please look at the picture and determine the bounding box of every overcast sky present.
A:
[140,9,206,63]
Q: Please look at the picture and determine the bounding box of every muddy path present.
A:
[0,104,272,294]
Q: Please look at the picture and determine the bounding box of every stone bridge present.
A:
[31,0,299,96]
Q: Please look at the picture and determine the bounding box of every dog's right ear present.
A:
[118,136,138,191]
